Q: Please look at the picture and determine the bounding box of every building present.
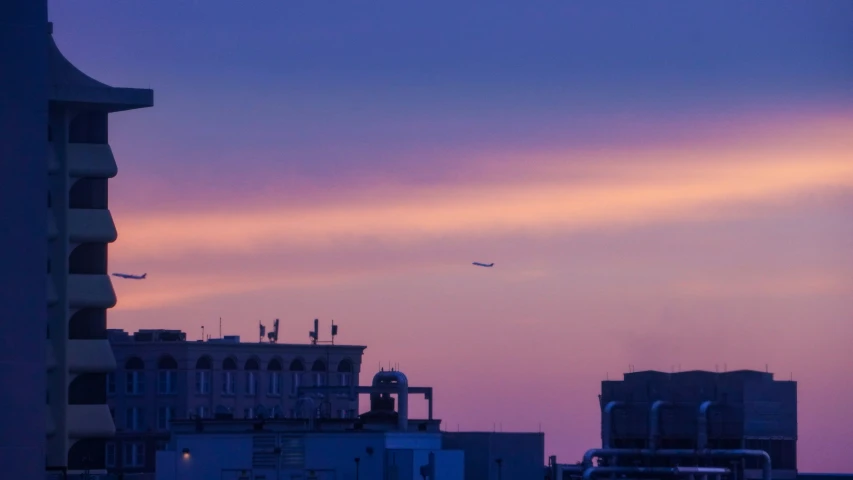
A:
[0,2,49,478]
[107,328,366,478]
[45,21,154,476]
[598,369,797,479]
[154,369,543,480]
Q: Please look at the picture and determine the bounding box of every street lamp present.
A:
[495,458,503,480]
[354,457,361,480]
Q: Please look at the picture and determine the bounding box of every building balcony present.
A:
[68,274,116,309]
[68,339,115,373]
[67,143,117,179]
[48,275,58,306]
[68,209,117,244]
[68,404,115,438]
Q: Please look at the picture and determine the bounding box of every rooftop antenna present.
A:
[259,321,266,343]
[765,364,769,373]
[331,320,338,345]
[201,326,204,341]
[309,319,319,345]
[715,364,719,373]
[219,317,222,339]
[724,363,727,372]
[267,319,279,344]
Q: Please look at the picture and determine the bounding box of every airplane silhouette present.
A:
[112,273,147,279]
[472,262,494,268]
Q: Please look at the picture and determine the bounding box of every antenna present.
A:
[201,326,204,341]
[267,319,279,344]
[259,321,266,343]
[219,317,222,339]
[331,320,338,345]
[724,363,727,372]
[765,364,769,373]
[309,319,319,345]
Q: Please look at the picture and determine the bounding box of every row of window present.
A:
[105,442,147,468]
[110,371,352,396]
[124,355,354,373]
[119,405,357,431]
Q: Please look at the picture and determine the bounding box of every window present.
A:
[337,409,347,419]
[245,371,257,395]
[339,373,351,387]
[291,373,301,395]
[125,371,144,395]
[156,440,169,451]
[337,359,353,388]
[195,356,212,394]
[268,372,281,395]
[158,370,177,394]
[196,406,207,419]
[157,406,176,430]
[123,442,145,468]
[125,407,144,431]
[244,407,255,419]
[105,442,116,467]
[222,371,235,395]
[106,373,116,395]
[195,371,210,394]
[315,373,325,386]
[157,356,178,394]
[222,357,237,395]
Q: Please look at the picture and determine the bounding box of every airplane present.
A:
[112,273,147,280]
[472,262,494,268]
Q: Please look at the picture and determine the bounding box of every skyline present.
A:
[49,0,853,471]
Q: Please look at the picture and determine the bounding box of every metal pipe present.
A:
[371,370,409,431]
[601,401,624,448]
[697,401,717,450]
[582,449,771,480]
[674,467,731,475]
[649,400,673,450]
[583,466,729,480]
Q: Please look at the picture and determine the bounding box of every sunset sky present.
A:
[50,1,853,471]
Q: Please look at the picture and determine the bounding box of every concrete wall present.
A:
[0,1,48,478]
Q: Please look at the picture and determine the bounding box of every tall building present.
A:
[46,22,153,474]
[107,328,366,477]
[600,369,797,479]
[0,2,49,478]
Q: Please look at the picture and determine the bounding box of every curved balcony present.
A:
[68,339,115,373]
[67,144,117,179]
[68,404,115,438]
[68,209,117,244]
[68,274,116,309]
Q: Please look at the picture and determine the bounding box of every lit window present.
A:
[315,373,325,387]
[268,372,281,395]
[245,372,257,395]
[244,407,255,419]
[291,373,301,395]
[126,371,144,395]
[222,371,235,395]
[158,370,177,394]
[197,405,207,419]
[339,372,351,387]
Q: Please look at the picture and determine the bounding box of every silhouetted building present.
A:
[107,329,365,477]
[600,369,797,479]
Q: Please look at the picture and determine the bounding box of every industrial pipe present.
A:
[649,400,673,450]
[582,449,771,480]
[601,401,624,449]
[583,466,730,480]
[371,369,409,431]
[697,401,717,450]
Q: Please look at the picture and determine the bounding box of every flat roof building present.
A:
[107,328,366,478]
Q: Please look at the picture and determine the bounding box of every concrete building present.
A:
[154,369,543,480]
[107,328,366,478]
[1,2,49,478]
[2,7,152,476]
[598,369,797,480]
[46,22,154,475]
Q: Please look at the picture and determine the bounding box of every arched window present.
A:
[244,358,259,396]
[157,355,178,395]
[289,358,304,395]
[125,357,144,395]
[267,358,282,396]
[222,357,237,395]
[338,359,353,387]
[195,356,212,394]
[311,359,327,387]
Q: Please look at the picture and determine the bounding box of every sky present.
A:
[49,0,853,471]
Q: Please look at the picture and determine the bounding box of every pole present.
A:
[355,457,360,480]
[496,458,503,480]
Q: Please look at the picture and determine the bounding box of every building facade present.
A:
[0,2,49,478]
[107,329,366,477]
[44,21,154,475]
[600,369,798,479]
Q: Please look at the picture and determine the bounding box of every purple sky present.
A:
[50,1,853,470]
